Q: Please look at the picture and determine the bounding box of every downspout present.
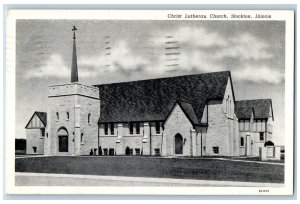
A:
[97,123,100,156]
[149,122,152,155]
[190,127,193,156]
[265,120,268,142]
[200,128,203,157]
[160,124,164,156]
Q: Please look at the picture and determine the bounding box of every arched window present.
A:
[56,112,59,120]
[88,113,91,124]
[240,137,244,147]
[66,112,69,120]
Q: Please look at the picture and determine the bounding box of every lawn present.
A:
[15,156,284,183]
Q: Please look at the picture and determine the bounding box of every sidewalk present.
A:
[15,172,284,187]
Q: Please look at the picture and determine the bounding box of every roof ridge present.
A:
[94,71,230,86]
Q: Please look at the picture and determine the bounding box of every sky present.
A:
[16,20,285,145]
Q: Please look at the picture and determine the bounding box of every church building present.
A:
[25,27,277,158]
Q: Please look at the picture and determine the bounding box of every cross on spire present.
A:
[72,25,77,39]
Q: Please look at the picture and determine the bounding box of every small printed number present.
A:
[259,189,269,193]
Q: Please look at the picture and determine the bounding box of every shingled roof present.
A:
[95,71,232,125]
[36,112,47,126]
[25,111,47,128]
[235,99,273,120]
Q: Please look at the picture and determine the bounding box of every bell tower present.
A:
[44,26,100,156]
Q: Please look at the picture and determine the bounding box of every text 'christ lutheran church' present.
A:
[25,26,280,160]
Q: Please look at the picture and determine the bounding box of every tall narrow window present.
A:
[136,123,140,134]
[229,100,231,118]
[259,132,264,141]
[110,123,114,135]
[81,133,83,143]
[56,112,59,120]
[155,122,160,134]
[41,129,45,137]
[226,98,228,114]
[88,113,91,124]
[129,122,134,134]
[240,137,244,147]
[66,112,69,120]
[104,123,108,135]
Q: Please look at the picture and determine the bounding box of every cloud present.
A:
[26,26,283,84]
[216,33,273,60]
[25,54,69,79]
[152,26,227,48]
[232,65,284,84]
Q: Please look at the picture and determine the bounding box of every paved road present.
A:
[15,173,284,187]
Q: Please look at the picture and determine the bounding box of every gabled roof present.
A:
[25,111,47,128]
[164,100,200,126]
[235,99,273,120]
[95,71,231,124]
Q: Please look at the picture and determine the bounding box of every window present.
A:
[240,137,244,147]
[155,122,160,134]
[129,148,133,155]
[56,112,59,120]
[154,148,160,156]
[136,123,140,134]
[66,112,69,120]
[109,148,115,155]
[260,132,264,141]
[32,147,37,153]
[88,113,91,124]
[110,123,114,135]
[135,148,141,155]
[81,133,83,143]
[229,99,231,117]
[103,148,108,155]
[104,123,108,135]
[41,129,45,137]
[213,146,219,154]
[129,122,134,134]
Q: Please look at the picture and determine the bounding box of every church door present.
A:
[174,134,183,155]
[58,127,69,152]
[59,136,68,152]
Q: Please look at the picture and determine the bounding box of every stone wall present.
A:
[78,96,100,155]
[99,122,163,156]
[205,100,230,156]
[26,129,44,154]
[46,83,100,156]
[163,104,193,156]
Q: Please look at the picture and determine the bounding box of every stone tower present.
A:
[44,26,100,156]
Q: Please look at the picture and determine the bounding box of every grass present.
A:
[15,156,284,183]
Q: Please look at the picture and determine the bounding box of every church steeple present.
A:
[71,26,78,83]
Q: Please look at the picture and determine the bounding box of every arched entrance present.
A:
[174,133,183,155]
[57,127,68,152]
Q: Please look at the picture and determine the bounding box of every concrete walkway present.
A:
[15,172,284,187]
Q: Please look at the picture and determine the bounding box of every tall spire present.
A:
[71,26,78,83]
